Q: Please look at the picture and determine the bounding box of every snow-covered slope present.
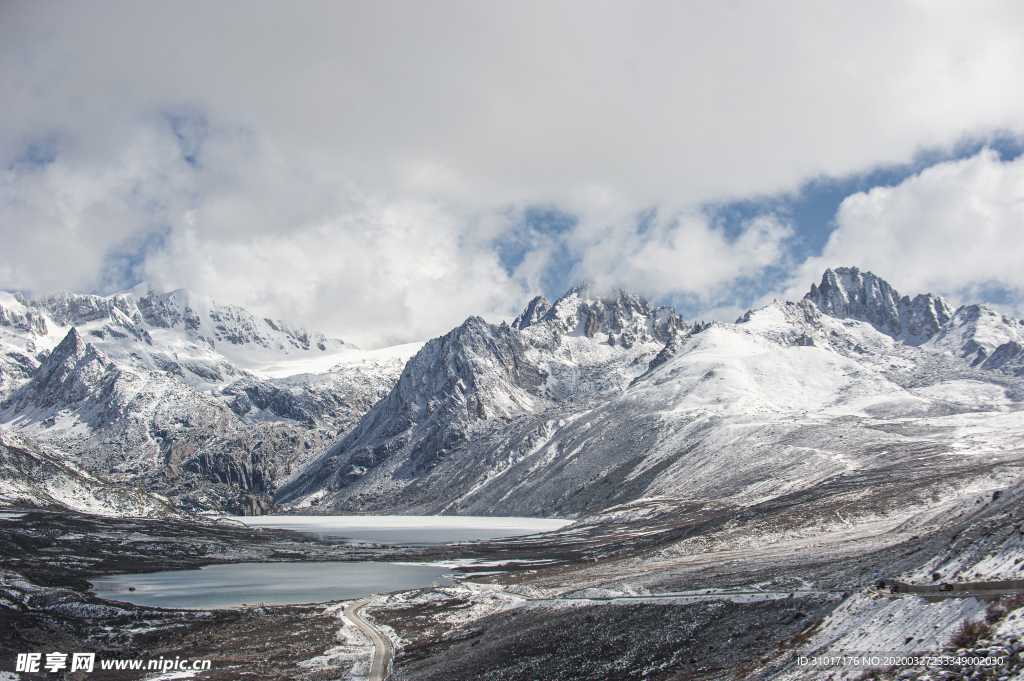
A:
[0,429,178,517]
[280,269,1024,521]
[0,286,418,514]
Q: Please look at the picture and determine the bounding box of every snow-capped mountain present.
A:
[802,266,954,342]
[926,304,1024,373]
[800,268,1024,375]
[0,285,358,395]
[279,268,1024,519]
[514,284,686,400]
[802,267,1024,374]
[276,286,688,510]
[0,286,419,513]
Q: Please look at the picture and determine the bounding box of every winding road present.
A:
[336,581,1023,681]
[344,597,392,681]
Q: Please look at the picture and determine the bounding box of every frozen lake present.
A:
[230,514,573,546]
[90,561,452,609]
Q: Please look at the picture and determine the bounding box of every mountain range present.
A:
[0,285,417,514]
[2,267,1024,521]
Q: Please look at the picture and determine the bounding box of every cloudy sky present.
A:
[2,1,1024,348]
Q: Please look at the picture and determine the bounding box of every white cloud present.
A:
[0,117,526,347]
[3,2,1024,343]
[5,1,1024,204]
[142,198,524,349]
[0,125,192,293]
[778,148,1024,315]
[568,209,794,304]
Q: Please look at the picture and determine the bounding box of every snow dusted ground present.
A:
[298,602,376,680]
[257,341,425,380]
[780,592,987,674]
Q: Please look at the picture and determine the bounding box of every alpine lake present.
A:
[89,515,571,609]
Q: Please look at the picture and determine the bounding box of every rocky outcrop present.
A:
[0,429,179,517]
[518,284,686,348]
[512,296,551,330]
[804,266,954,342]
[3,328,111,413]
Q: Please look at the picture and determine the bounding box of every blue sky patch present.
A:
[162,110,210,168]
[97,226,171,295]
[9,134,62,171]
[951,281,1022,310]
[512,133,1024,322]
[496,205,581,286]
[706,132,1024,262]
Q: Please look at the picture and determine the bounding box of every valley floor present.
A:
[5,449,1024,681]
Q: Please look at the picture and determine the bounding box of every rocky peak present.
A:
[516,283,685,347]
[13,285,352,373]
[136,293,183,329]
[901,293,954,340]
[0,295,48,336]
[390,316,540,423]
[49,327,88,365]
[926,304,1024,373]
[513,296,551,330]
[22,290,150,344]
[137,288,340,353]
[277,315,544,503]
[805,267,903,335]
[5,327,110,413]
[32,290,141,327]
[805,267,952,343]
[35,291,112,326]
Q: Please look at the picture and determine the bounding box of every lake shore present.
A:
[0,507,585,665]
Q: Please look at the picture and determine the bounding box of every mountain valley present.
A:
[3,266,1024,680]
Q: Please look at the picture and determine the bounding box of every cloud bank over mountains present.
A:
[2,2,1024,347]
[780,149,1024,312]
